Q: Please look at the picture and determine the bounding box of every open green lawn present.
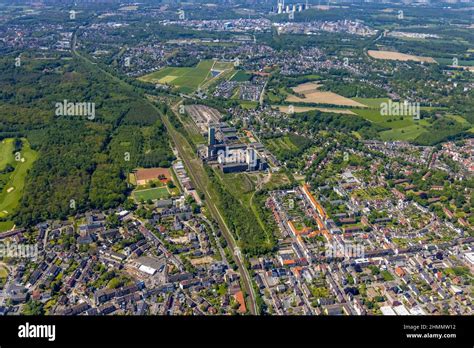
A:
[380,124,427,141]
[352,108,398,124]
[447,114,470,125]
[133,186,170,202]
[231,70,252,82]
[0,220,14,232]
[353,108,428,141]
[139,60,234,94]
[239,101,259,110]
[0,138,38,219]
[352,97,389,108]
[351,102,468,142]
[381,270,394,281]
[0,138,14,171]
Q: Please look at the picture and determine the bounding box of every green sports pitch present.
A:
[132,187,170,202]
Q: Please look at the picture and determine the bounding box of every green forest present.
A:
[0,56,173,226]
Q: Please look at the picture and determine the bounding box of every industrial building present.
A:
[273,0,308,14]
[201,123,268,173]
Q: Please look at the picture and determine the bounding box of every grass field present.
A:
[435,58,474,67]
[0,138,38,220]
[353,108,428,141]
[133,186,170,202]
[239,101,259,110]
[352,97,389,108]
[0,221,14,232]
[0,138,14,171]
[139,60,234,94]
[447,114,470,125]
[271,74,468,143]
[231,70,252,82]
[352,103,469,142]
[379,124,427,141]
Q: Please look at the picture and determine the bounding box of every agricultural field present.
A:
[286,82,367,107]
[276,81,464,143]
[0,138,38,225]
[278,85,442,142]
[139,60,234,94]
[274,105,356,115]
[292,82,322,94]
[368,50,436,63]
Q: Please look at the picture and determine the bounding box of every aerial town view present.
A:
[0,0,473,345]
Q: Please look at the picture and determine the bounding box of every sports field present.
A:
[133,186,170,202]
[0,138,38,220]
[139,60,234,94]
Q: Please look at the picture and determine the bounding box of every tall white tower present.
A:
[277,0,284,13]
